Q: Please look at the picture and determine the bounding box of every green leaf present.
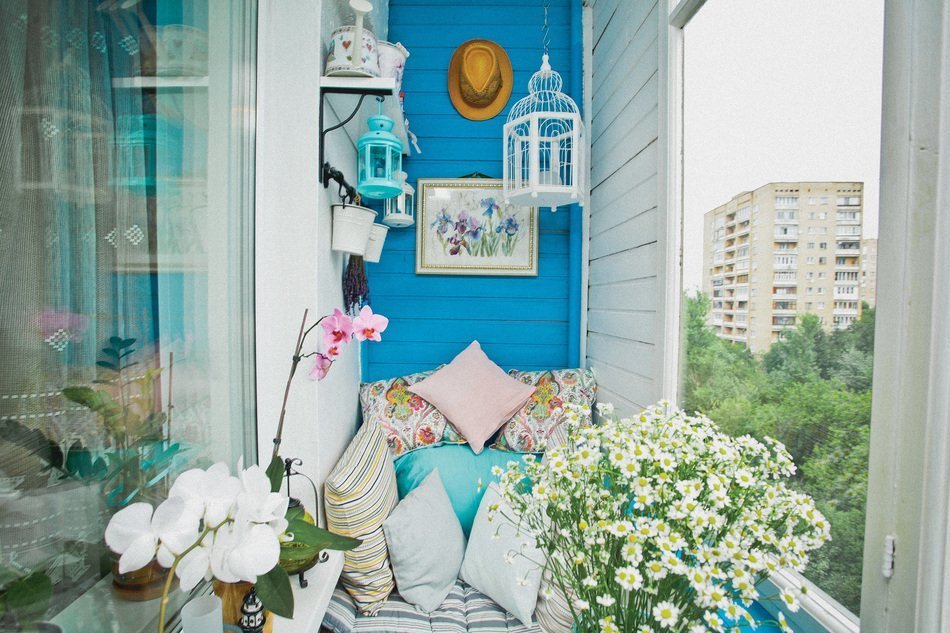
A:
[265,455,284,493]
[254,565,294,619]
[285,506,305,523]
[6,571,52,623]
[102,348,120,358]
[287,520,361,552]
[109,336,124,349]
[120,337,137,349]
[0,564,21,589]
[96,360,118,371]
[278,542,321,561]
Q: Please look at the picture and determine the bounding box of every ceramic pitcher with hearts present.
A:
[325,25,380,77]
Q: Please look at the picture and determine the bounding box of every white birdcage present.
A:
[503,53,585,212]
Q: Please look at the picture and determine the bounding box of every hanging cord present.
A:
[541,0,551,58]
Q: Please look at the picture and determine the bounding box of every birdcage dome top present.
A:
[507,54,580,122]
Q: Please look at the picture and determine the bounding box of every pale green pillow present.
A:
[382,469,465,612]
[460,484,544,626]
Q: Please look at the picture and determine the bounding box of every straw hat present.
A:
[448,39,513,121]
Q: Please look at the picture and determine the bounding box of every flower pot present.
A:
[213,581,273,633]
[111,557,169,601]
[332,203,377,255]
[377,41,409,92]
[363,224,389,263]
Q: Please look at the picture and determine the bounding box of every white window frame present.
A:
[664,1,889,631]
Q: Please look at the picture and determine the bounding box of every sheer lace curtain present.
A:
[0,0,158,614]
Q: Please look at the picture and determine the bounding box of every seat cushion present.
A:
[325,423,399,615]
[323,579,542,633]
[393,443,529,538]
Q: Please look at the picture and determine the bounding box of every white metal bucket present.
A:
[363,224,389,263]
[332,204,377,254]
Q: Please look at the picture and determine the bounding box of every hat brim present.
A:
[448,39,514,121]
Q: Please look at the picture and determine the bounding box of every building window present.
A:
[819,257,828,264]
[776,210,797,221]
[776,196,800,208]
[837,195,862,206]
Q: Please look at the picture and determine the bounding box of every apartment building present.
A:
[702,182,864,353]
[861,238,878,306]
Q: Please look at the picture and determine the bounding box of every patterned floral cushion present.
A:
[360,368,463,457]
[494,368,596,453]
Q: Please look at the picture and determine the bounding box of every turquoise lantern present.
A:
[357,99,403,199]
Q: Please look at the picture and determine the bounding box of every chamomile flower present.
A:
[652,601,680,628]
[779,587,800,612]
[596,595,616,607]
[777,611,794,633]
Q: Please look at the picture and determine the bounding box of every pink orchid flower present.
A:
[352,306,389,342]
[326,345,341,358]
[309,353,332,381]
[321,308,353,350]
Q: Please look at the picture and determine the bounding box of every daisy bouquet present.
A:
[495,402,831,633]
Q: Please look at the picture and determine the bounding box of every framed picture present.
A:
[415,178,538,276]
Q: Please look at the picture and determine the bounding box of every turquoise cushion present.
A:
[393,444,526,538]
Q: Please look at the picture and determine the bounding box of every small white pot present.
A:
[378,41,409,91]
[363,224,389,263]
[332,203,377,255]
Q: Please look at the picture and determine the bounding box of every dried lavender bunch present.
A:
[342,255,370,316]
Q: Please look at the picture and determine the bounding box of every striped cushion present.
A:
[325,423,399,615]
[323,580,543,633]
[535,567,574,633]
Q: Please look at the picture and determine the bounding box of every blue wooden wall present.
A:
[363,0,584,381]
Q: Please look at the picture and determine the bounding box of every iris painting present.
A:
[416,179,538,276]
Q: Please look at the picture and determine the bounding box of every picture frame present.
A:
[415,178,538,276]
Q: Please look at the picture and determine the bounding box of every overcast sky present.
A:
[682,0,885,291]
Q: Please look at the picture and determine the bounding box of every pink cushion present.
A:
[408,342,536,454]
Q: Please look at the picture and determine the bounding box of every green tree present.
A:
[680,293,872,615]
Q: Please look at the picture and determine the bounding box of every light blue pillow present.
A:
[382,470,465,612]
[393,444,529,538]
[460,484,544,626]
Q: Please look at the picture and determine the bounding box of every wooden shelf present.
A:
[319,76,408,155]
[112,76,209,89]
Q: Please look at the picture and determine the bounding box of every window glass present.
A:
[0,2,257,629]
[682,0,883,617]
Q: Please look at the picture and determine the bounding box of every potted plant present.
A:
[61,337,182,599]
[0,566,61,632]
[104,460,360,633]
[495,402,831,633]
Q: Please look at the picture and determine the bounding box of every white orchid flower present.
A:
[105,497,199,574]
[170,462,242,526]
[207,520,281,586]
[235,464,290,534]
[174,531,215,591]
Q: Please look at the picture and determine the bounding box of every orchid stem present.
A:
[156,523,221,633]
[272,310,328,460]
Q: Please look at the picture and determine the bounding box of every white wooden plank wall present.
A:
[586,0,662,413]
